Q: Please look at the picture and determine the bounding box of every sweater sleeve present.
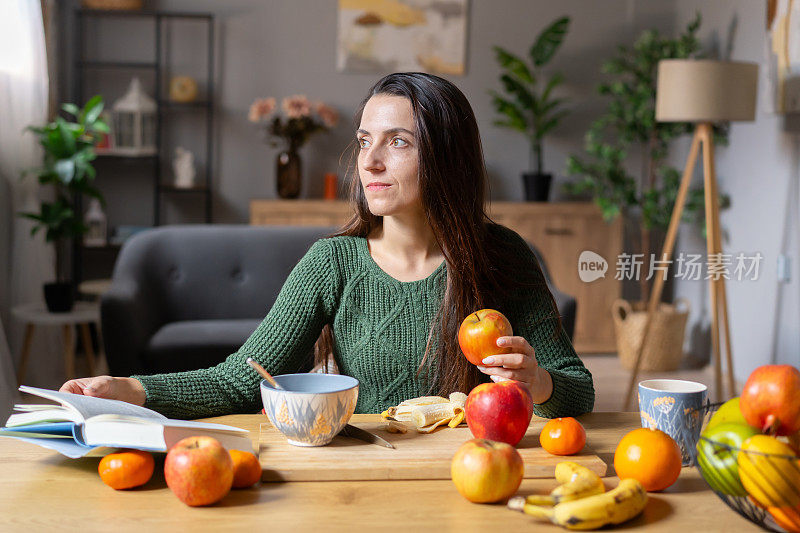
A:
[497,226,595,418]
[131,238,338,419]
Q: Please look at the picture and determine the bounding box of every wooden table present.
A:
[0,412,760,532]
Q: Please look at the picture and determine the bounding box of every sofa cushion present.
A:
[144,319,262,373]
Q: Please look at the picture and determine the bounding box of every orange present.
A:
[539,417,587,456]
[769,505,800,532]
[229,449,261,488]
[614,427,681,492]
[98,449,154,490]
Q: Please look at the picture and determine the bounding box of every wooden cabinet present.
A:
[249,200,353,227]
[488,203,622,353]
[249,200,621,353]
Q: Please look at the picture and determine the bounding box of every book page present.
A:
[1,435,110,458]
[87,415,248,434]
[19,386,167,422]
[6,408,81,427]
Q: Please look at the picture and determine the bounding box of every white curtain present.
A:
[0,0,55,418]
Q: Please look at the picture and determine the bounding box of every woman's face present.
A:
[357,94,421,217]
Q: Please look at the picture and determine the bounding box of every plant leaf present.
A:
[54,159,76,184]
[540,72,564,104]
[530,16,570,67]
[81,95,103,125]
[56,118,77,155]
[89,115,110,134]
[500,73,534,110]
[61,103,80,117]
[537,109,569,138]
[489,91,528,132]
[492,46,534,84]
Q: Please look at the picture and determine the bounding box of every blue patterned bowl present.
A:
[260,374,358,447]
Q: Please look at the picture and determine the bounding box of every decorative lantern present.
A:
[112,77,157,156]
[83,198,107,247]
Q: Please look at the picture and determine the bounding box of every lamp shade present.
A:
[656,60,758,122]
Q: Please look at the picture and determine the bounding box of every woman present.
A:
[60,73,594,419]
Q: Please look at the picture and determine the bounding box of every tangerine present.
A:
[539,417,587,456]
[769,504,800,532]
[614,427,681,492]
[98,449,154,490]
[230,449,261,488]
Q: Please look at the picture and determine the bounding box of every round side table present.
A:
[11,302,100,384]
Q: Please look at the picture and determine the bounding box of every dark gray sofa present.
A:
[102,225,576,375]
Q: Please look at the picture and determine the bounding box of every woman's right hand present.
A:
[59,376,146,407]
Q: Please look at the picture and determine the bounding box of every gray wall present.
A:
[673,0,800,381]
[143,0,677,221]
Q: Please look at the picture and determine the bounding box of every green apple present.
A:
[697,422,759,496]
[706,397,748,430]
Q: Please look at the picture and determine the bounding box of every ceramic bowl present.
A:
[260,374,358,447]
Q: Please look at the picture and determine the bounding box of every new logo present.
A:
[578,251,608,283]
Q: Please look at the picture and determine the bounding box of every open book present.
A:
[1,386,252,458]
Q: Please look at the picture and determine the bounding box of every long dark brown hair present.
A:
[313,72,560,396]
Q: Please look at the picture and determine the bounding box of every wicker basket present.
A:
[81,0,143,10]
[612,298,690,371]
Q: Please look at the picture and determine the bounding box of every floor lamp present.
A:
[623,60,758,409]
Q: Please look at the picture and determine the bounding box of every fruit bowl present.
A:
[692,402,800,533]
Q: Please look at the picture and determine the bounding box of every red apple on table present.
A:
[451,438,524,503]
[164,436,234,506]
[740,365,800,436]
[465,381,534,446]
[458,309,513,366]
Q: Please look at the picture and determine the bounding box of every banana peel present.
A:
[382,392,467,433]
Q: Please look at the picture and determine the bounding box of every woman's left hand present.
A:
[476,336,553,404]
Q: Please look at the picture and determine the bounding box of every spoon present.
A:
[245,357,395,449]
[246,357,284,390]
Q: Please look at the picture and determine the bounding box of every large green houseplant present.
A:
[564,13,728,301]
[490,16,571,201]
[21,95,108,312]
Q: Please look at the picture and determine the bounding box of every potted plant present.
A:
[248,95,338,199]
[20,95,108,312]
[564,14,728,370]
[490,16,571,201]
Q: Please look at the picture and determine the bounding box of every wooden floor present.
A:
[583,353,720,412]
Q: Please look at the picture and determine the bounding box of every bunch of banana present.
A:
[508,476,647,531]
[381,392,467,433]
[524,462,605,506]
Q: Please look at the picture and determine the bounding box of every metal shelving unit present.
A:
[71,8,215,287]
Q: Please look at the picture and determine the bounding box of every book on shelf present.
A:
[1,386,252,458]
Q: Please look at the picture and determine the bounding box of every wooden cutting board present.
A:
[258,414,607,482]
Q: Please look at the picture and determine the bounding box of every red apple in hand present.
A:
[741,365,800,436]
[458,309,513,366]
[465,381,534,446]
[451,438,524,503]
[165,436,234,506]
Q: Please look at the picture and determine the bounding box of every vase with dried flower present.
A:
[249,95,338,199]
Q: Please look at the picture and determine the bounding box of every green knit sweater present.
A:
[133,225,594,419]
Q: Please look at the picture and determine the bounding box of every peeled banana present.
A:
[525,462,605,506]
[508,478,647,531]
[381,392,467,433]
